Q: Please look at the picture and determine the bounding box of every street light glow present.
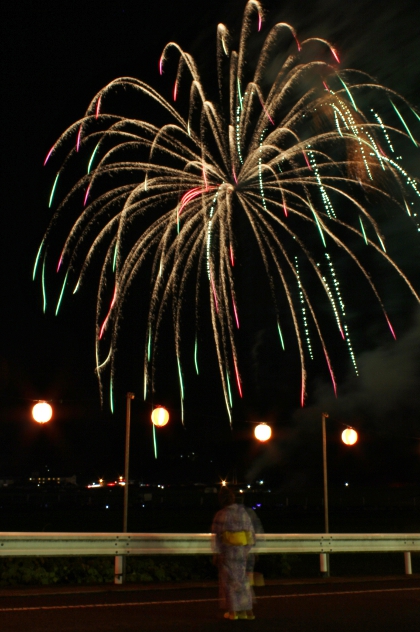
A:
[254,423,272,442]
[341,428,358,445]
[32,402,53,423]
[151,406,169,427]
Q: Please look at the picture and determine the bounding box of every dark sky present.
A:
[1,0,420,486]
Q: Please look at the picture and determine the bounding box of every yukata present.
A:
[212,503,255,613]
[245,507,264,585]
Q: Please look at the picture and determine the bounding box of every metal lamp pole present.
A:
[321,412,330,576]
[115,392,135,586]
[123,392,135,533]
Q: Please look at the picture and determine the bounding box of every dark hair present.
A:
[218,487,235,507]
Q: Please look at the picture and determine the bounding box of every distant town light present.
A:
[341,428,358,445]
[32,402,53,423]
[254,423,272,442]
[151,406,169,427]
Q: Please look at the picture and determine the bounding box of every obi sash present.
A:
[221,530,254,546]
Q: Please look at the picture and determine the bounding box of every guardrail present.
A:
[0,532,418,583]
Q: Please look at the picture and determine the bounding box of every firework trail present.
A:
[36,1,420,421]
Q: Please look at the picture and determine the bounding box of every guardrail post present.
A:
[320,552,329,576]
[404,552,412,575]
[114,554,125,584]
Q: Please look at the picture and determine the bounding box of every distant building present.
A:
[0,478,15,488]
[28,475,77,486]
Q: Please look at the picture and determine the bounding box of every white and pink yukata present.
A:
[212,503,255,613]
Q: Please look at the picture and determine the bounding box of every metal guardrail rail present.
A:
[0,532,418,582]
[0,532,419,556]
[0,532,213,557]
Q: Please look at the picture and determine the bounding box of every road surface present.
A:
[1,577,419,631]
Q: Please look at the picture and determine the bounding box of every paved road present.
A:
[1,578,419,631]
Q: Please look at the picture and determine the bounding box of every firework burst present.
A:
[36,1,420,421]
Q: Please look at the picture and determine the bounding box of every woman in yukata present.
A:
[212,487,256,620]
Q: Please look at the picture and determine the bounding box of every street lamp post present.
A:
[320,415,358,576]
[252,414,356,577]
[322,412,330,534]
[115,400,170,584]
[115,392,135,586]
[321,412,330,577]
[123,392,135,533]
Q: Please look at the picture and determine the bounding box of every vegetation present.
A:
[0,554,294,587]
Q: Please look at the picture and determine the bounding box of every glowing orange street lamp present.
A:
[151,406,169,427]
[254,423,272,442]
[321,415,358,577]
[150,406,169,461]
[341,428,358,446]
[32,402,53,424]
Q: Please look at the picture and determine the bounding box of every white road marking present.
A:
[1,586,419,613]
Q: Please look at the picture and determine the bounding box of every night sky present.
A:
[1,0,420,488]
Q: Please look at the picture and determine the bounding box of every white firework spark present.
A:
[36,1,420,420]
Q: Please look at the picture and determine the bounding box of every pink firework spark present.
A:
[300,379,305,408]
[234,359,243,397]
[331,47,340,63]
[95,96,101,119]
[84,183,91,206]
[99,287,117,340]
[259,96,274,125]
[385,314,397,340]
[210,274,219,312]
[44,145,55,166]
[232,295,240,328]
[76,127,82,152]
[303,151,312,171]
[324,350,337,396]
[178,185,217,216]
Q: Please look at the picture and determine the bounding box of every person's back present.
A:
[213,502,254,545]
[212,489,256,620]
